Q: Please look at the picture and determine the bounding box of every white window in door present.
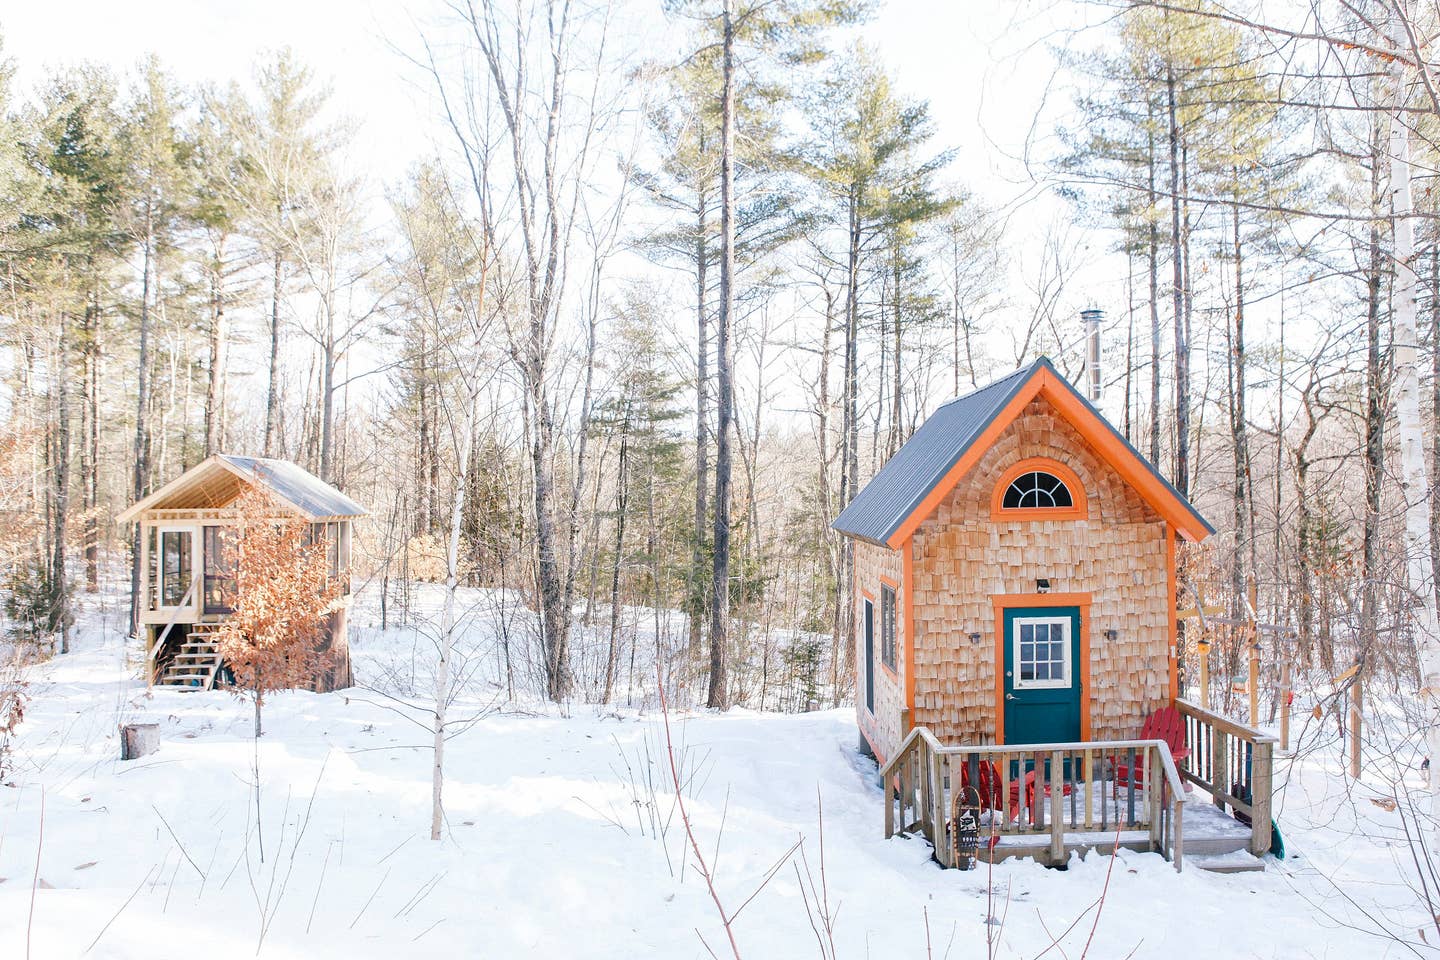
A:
[1014,617,1071,689]
[158,528,195,608]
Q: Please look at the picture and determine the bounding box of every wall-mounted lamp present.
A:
[1036,578,1051,594]
[1103,629,1118,642]
[968,632,982,645]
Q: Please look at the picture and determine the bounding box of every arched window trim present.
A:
[989,457,1088,522]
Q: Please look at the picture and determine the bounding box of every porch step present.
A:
[154,627,224,691]
[1190,850,1265,873]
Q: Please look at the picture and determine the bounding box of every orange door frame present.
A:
[991,591,1092,744]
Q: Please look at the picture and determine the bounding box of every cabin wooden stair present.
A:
[156,623,225,691]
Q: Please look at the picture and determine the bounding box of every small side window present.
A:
[880,585,897,670]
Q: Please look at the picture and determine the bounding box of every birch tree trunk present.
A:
[432,378,480,841]
[264,247,283,458]
[1386,6,1440,812]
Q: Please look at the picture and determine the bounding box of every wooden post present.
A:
[917,744,929,839]
[1246,579,1260,729]
[1212,724,1228,810]
[1251,739,1274,856]
[931,751,948,867]
[1197,636,1211,710]
[1349,673,1363,780]
[884,767,895,839]
[1083,749,1095,829]
[1049,749,1065,864]
[1248,639,1260,728]
[1279,661,1291,752]
[1172,799,1184,872]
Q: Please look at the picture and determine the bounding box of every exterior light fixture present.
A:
[1036,578,1051,593]
[1103,629,1118,641]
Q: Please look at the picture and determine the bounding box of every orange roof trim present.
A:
[885,366,1212,549]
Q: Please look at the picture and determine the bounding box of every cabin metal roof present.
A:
[831,357,1213,547]
[116,454,367,522]
[217,456,367,519]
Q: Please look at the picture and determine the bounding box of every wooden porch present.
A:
[880,699,1276,874]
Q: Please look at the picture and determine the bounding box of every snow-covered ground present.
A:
[1,585,1435,958]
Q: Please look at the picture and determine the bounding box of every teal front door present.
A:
[1002,606,1082,745]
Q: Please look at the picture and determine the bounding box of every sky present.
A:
[1,0,1146,421]
[1,0,1095,243]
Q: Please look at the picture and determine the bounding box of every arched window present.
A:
[991,457,1088,520]
[1002,471,1073,510]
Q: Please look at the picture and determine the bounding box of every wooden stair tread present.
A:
[1189,851,1265,873]
[155,626,224,691]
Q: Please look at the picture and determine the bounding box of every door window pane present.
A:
[1014,617,1070,689]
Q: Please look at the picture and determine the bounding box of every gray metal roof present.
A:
[831,357,1212,546]
[220,455,367,518]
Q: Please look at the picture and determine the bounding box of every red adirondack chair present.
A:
[1112,705,1192,792]
[959,759,1076,825]
[957,758,1005,815]
[1012,767,1075,824]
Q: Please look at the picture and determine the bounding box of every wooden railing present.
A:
[1175,698,1275,856]
[880,727,1188,872]
[144,581,197,686]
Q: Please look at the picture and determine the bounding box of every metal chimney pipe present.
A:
[1081,308,1103,402]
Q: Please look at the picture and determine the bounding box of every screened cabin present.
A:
[833,359,1278,871]
[117,455,366,692]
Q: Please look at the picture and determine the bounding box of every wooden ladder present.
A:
[156,623,225,691]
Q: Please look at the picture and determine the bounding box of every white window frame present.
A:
[155,524,200,613]
[1012,616,1071,690]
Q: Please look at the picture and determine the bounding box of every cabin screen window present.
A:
[159,529,192,607]
[880,584,897,670]
[1001,471,1073,510]
[307,522,342,582]
[1014,617,1070,689]
[203,526,236,614]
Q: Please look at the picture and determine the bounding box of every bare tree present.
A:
[422,0,630,702]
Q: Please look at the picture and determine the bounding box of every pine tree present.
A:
[122,58,194,634]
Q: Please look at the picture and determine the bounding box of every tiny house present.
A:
[834,359,1277,869]
[117,454,366,692]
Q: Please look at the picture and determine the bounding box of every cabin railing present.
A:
[144,581,198,685]
[880,727,1187,872]
[1175,698,1275,856]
